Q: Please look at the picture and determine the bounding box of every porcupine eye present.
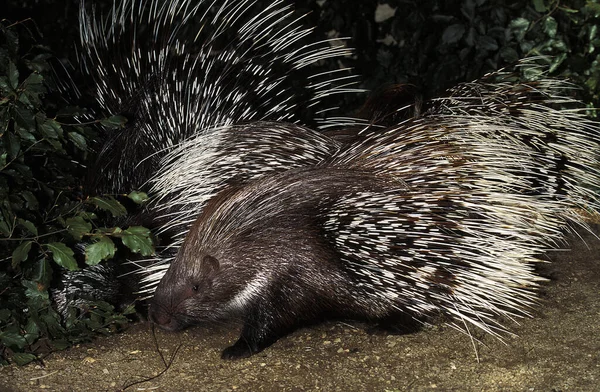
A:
[185,281,202,298]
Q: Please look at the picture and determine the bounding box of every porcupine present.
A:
[53,0,362,316]
[149,73,600,359]
[132,62,557,297]
[79,0,360,194]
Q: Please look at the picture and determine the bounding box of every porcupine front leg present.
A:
[221,307,286,359]
[221,292,310,359]
[221,273,322,359]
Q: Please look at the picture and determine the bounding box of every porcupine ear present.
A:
[185,255,219,294]
[201,255,219,277]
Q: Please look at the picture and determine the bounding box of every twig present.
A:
[116,325,182,392]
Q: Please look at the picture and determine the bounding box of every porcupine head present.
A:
[148,169,400,360]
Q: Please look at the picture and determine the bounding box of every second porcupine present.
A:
[79,0,360,194]
[149,75,600,359]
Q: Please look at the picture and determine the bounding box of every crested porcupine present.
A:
[79,0,360,194]
[132,63,569,298]
[149,75,600,359]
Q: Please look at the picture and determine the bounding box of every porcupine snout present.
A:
[148,300,184,331]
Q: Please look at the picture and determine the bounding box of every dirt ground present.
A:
[1,233,599,392]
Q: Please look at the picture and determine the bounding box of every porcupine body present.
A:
[79,0,359,194]
[149,74,600,359]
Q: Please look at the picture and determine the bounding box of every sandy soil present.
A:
[1,233,599,392]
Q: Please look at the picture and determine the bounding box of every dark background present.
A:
[4,0,599,112]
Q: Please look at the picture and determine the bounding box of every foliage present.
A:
[0,21,153,366]
[311,0,600,107]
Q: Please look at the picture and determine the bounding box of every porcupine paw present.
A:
[221,328,279,359]
[221,340,258,360]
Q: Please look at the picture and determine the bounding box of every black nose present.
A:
[148,302,171,326]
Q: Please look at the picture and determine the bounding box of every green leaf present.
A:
[120,226,154,256]
[549,53,567,73]
[584,3,600,16]
[39,309,64,337]
[23,319,41,345]
[532,0,547,13]
[8,163,33,182]
[78,211,98,221]
[11,240,32,267]
[0,219,10,236]
[0,331,27,350]
[127,191,149,205]
[543,16,558,38]
[509,18,530,42]
[47,118,63,138]
[13,106,35,133]
[38,116,60,139]
[21,73,45,106]
[17,218,38,236]
[18,91,32,107]
[442,24,465,44]
[97,226,122,235]
[523,66,545,81]
[499,46,520,63]
[85,236,116,265]
[22,72,45,94]
[12,352,37,366]
[6,132,20,160]
[45,242,78,271]
[20,190,39,210]
[0,76,11,95]
[8,61,19,90]
[99,115,127,129]
[16,126,36,143]
[67,131,87,151]
[121,304,136,315]
[65,216,92,240]
[89,197,127,217]
[30,258,53,289]
[477,36,498,51]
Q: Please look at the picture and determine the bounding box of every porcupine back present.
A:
[352,68,600,226]
[79,0,359,193]
[326,76,600,334]
[428,72,600,224]
[150,74,600,358]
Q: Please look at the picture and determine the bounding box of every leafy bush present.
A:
[0,21,153,366]
[313,0,600,106]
